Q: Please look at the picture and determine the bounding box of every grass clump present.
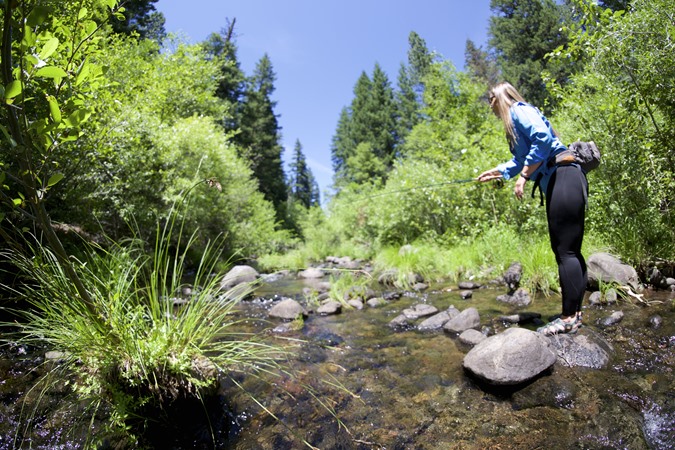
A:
[0,207,290,446]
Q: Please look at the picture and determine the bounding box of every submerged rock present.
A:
[458,329,486,346]
[463,328,557,385]
[458,281,482,290]
[600,310,624,327]
[547,330,613,369]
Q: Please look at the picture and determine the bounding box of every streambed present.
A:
[0,275,674,449]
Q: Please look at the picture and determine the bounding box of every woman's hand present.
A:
[477,168,502,182]
[514,175,527,200]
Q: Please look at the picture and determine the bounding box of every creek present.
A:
[1,274,674,449]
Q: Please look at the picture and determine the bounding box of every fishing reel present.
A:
[491,178,504,189]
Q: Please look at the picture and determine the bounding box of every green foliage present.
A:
[548,0,675,264]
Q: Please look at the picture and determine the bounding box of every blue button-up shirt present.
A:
[496,102,567,194]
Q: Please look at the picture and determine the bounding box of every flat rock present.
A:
[317,300,342,315]
[546,330,613,369]
[402,303,438,320]
[418,306,460,331]
[298,267,326,279]
[458,329,487,346]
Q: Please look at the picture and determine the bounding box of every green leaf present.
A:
[39,37,60,60]
[47,173,65,187]
[0,123,16,147]
[78,7,89,20]
[4,80,22,100]
[26,6,52,27]
[47,95,62,123]
[35,66,68,79]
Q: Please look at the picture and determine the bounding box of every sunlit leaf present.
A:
[39,37,60,60]
[35,66,68,79]
[47,173,65,187]
[78,7,89,20]
[4,80,22,100]
[47,95,62,123]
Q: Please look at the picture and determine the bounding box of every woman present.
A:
[478,82,588,336]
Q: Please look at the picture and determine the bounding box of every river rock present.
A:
[366,297,387,308]
[503,262,523,293]
[402,303,438,320]
[443,307,480,333]
[298,267,326,279]
[348,299,364,310]
[219,265,259,290]
[600,310,624,327]
[417,306,460,331]
[388,314,411,328]
[587,252,640,291]
[463,328,557,385]
[269,298,307,320]
[648,314,663,329]
[317,300,342,315]
[496,288,531,307]
[459,329,487,346]
[547,330,613,369]
[588,291,602,305]
[498,312,542,324]
[460,290,473,300]
[458,281,481,290]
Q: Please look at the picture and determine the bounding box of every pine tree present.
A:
[331,65,398,187]
[488,0,573,109]
[202,19,246,132]
[407,31,433,102]
[112,0,166,41]
[288,140,320,208]
[464,39,500,86]
[238,54,288,215]
[395,63,420,143]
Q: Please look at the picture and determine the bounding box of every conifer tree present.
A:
[395,63,420,143]
[464,39,500,86]
[288,140,320,208]
[112,0,166,41]
[238,54,288,216]
[488,0,573,109]
[202,19,246,132]
[407,31,433,102]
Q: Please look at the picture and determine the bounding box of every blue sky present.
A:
[155,0,493,201]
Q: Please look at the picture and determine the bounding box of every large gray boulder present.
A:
[587,252,640,290]
[219,265,259,291]
[463,328,557,385]
[443,307,480,333]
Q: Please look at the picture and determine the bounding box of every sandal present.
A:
[537,317,579,336]
[576,311,583,328]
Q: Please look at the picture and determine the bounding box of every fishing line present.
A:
[339,177,499,205]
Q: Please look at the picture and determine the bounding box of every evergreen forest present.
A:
[1,0,674,446]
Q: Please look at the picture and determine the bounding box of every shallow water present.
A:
[221,278,675,450]
[1,277,674,449]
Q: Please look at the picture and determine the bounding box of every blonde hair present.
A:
[489,81,526,145]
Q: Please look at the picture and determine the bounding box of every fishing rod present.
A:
[340,177,503,204]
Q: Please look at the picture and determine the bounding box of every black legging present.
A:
[545,165,588,317]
